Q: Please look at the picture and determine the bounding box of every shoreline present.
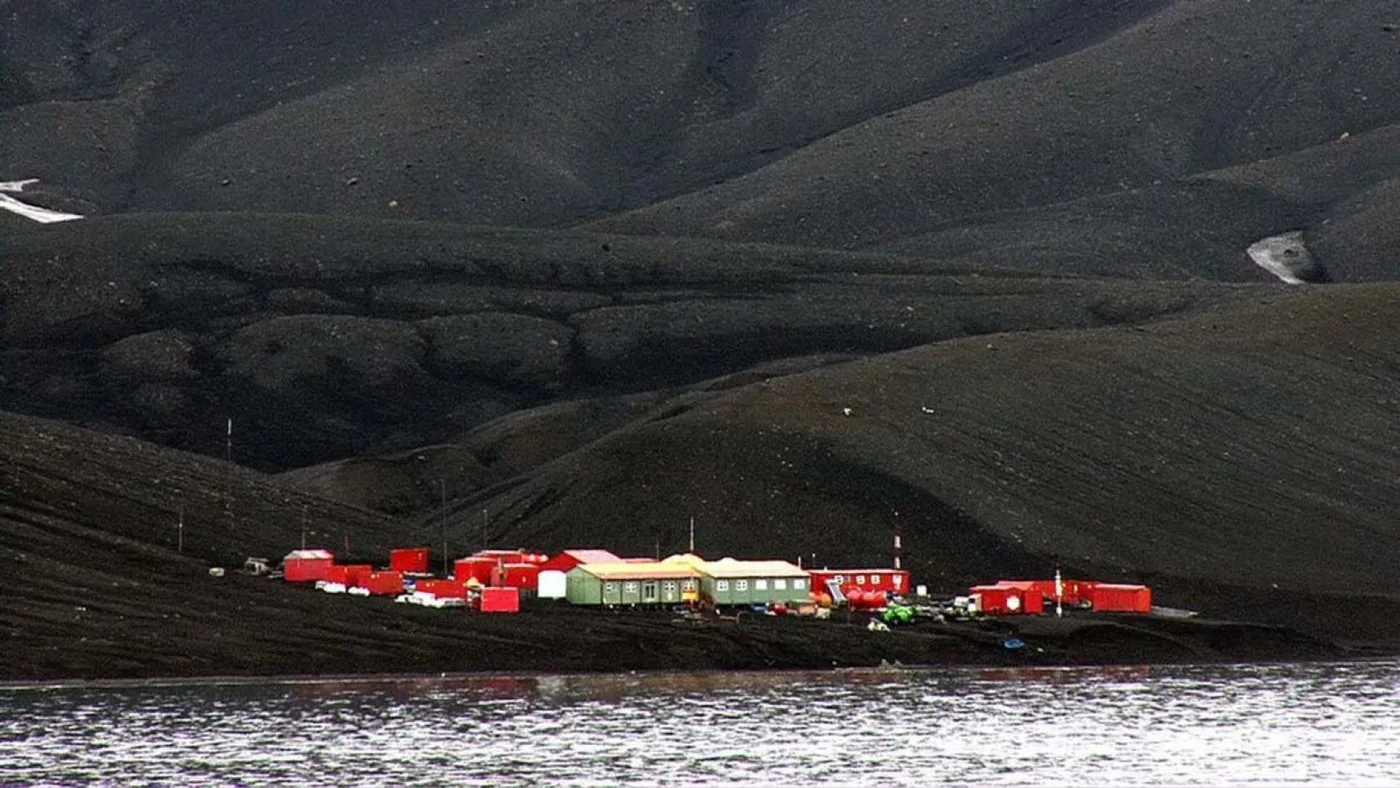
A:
[5,651,1397,693]
[8,592,1394,686]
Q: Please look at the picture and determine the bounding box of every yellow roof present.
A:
[575,562,700,580]
[697,558,809,579]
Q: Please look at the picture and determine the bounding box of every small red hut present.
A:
[389,547,431,574]
[283,549,334,582]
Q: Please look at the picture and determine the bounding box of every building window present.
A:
[755,579,768,590]
[735,579,749,592]
[716,580,729,591]
[603,582,617,594]
[872,574,881,585]
[682,579,697,591]
[793,578,806,590]
[663,581,678,594]
[857,574,866,585]
[624,582,638,594]
[774,578,787,590]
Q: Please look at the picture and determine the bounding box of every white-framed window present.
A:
[893,576,903,590]
[857,574,866,585]
[834,575,845,584]
[755,579,768,590]
[603,582,617,594]
[682,579,698,591]
[624,582,638,594]
[663,581,678,594]
[735,579,749,592]
[793,578,806,590]
[872,574,881,585]
[774,578,787,590]
[716,580,729,591]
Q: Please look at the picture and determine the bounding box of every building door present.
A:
[642,581,659,603]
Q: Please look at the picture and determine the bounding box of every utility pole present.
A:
[688,516,695,553]
[440,479,449,576]
[300,503,308,550]
[224,417,234,526]
[177,503,185,554]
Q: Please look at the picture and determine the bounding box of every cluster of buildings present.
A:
[281,546,913,614]
[280,546,1152,618]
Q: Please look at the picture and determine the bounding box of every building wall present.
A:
[567,570,696,605]
[702,575,809,606]
[565,569,603,605]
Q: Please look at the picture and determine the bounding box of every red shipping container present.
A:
[283,550,334,582]
[416,578,467,599]
[1087,583,1152,613]
[454,557,497,585]
[480,587,520,613]
[997,578,1099,607]
[343,565,374,587]
[971,584,1045,615]
[390,548,431,574]
[363,571,405,596]
[501,563,541,590]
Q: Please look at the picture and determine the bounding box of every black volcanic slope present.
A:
[0,212,1253,471]
[5,2,1400,679]
[6,1,1400,280]
[469,284,1400,622]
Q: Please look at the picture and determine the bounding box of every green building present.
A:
[564,562,699,606]
[695,558,811,607]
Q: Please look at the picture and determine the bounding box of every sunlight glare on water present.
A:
[2,661,1398,786]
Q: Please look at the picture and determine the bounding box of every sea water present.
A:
[3,660,1397,786]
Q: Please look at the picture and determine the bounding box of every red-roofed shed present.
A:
[539,549,623,573]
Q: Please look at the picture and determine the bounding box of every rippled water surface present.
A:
[3,661,1398,786]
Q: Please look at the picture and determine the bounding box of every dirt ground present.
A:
[3,563,1381,685]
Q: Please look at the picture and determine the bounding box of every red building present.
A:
[501,563,541,592]
[389,547,430,574]
[1086,583,1152,613]
[454,557,499,585]
[807,568,911,602]
[283,549,334,582]
[971,584,1046,615]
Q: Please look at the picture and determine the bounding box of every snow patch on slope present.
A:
[0,179,84,223]
[1247,231,1321,284]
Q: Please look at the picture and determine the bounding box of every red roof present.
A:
[540,549,623,572]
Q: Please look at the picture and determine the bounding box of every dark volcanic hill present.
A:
[3,2,1400,679]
